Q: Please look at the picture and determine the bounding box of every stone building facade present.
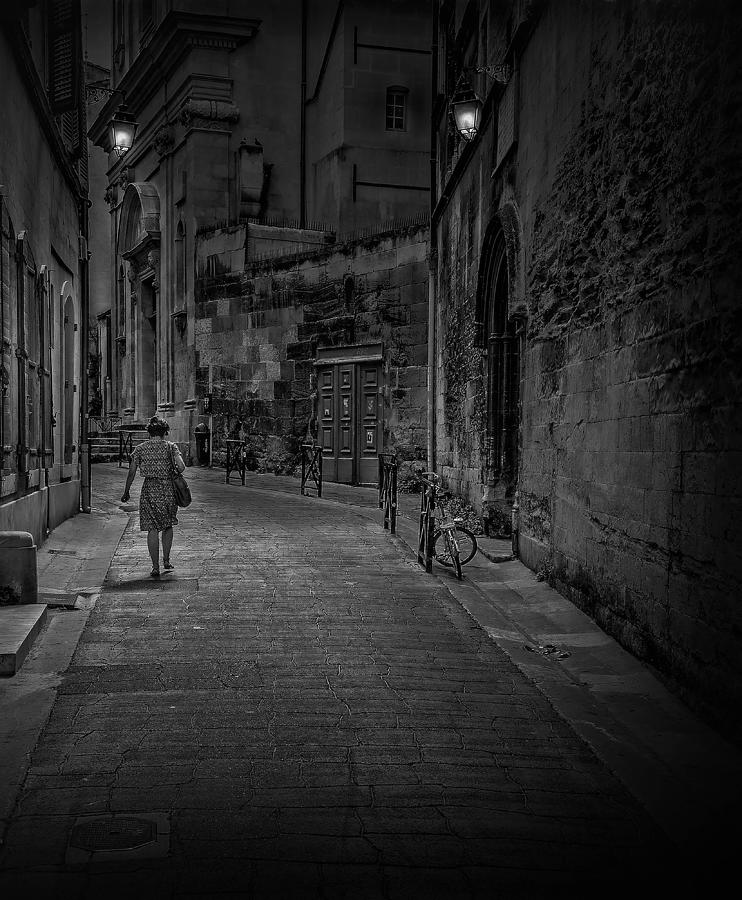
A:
[195,220,429,482]
[0,1,88,544]
[88,0,431,450]
[432,0,742,734]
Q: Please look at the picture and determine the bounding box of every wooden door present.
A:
[318,361,382,485]
[357,362,381,485]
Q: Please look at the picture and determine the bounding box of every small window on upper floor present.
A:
[386,87,408,131]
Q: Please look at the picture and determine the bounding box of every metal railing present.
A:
[88,415,122,434]
[118,430,147,467]
[300,443,323,497]
[225,439,247,485]
[378,453,398,535]
[417,475,436,573]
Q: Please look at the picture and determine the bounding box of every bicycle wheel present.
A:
[434,527,478,566]
[454,526,478,565]
[433,529,462,577]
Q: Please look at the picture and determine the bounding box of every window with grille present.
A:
[385,87,407,131]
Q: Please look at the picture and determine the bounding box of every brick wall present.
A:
[435,0,742,735]
[194,224,429,476]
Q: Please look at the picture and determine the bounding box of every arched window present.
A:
[117,265,125,335]
[482,230,520,496]
[386,86,408,131]
[37,270,53,468]
[63,294,75,465]
[175,220,185,301]
[17,231,38,476]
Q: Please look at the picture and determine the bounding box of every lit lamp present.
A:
[451,80,482,141]
[451,63,511,142]
[108,105,138,158]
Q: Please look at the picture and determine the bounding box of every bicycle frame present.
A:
[418,472,465,578]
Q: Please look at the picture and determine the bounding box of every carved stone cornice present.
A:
[148,250,161,290]
[153,124,174,157]
[179,99,240,131]
[104,184,118,208]
[88,13,260,150]
[119,167,134,191]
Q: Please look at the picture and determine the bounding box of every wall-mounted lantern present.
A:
[451,80,482,142]
[108,105,139,159]
[451,64,512,143]
[86,80,139,158]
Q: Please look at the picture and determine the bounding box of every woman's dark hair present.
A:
[147,416,169,437]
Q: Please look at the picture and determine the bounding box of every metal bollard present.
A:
[0,532,38,605]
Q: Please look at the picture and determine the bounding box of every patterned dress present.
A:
[130,439,183,532]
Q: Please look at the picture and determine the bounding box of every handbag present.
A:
[169,443,192,508]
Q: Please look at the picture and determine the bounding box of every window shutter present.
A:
[48,0,81,115]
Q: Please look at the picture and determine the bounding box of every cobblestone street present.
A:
[0,466,699,898]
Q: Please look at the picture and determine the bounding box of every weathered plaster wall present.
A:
[435,0,742,734]
[194,224,429,475]
[0,24,83,542]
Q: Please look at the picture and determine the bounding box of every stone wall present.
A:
[434,1,742,736]
[194,223,429,477]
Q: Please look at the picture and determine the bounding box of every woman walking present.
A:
[121,416,186,577]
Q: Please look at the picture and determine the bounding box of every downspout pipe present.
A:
[80,196,91,513]
[427,1,439,473]
[300,0,307,228]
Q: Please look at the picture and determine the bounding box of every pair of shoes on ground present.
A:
[150,561,174,578]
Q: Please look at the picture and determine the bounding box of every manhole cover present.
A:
[69,816,155,852]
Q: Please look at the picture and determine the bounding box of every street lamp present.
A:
[86,81,139,158]
[108,105,138,158]
[451,64,512,142]
[451,80,481,142]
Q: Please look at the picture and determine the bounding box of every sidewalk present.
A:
[0,481,131,842]
[0,463,739,898]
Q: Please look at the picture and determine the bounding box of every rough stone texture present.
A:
[194,225,430,475]
[434,1,742,736]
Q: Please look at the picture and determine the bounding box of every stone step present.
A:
[0,604,47,676]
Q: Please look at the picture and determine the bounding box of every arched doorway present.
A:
[138,279,157,415]
[117,183,161,423]
[477,225,522,533]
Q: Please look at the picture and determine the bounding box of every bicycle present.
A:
[418,472,478,579]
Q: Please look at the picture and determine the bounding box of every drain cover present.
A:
[66,813,170,865]
[70,816,155,851]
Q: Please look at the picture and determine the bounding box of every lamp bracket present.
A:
[470,63,511,85]
[85,81,127,104]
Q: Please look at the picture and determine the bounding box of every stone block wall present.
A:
[520,1,742,734]
[194,224,429,476]
[435,0,742,736]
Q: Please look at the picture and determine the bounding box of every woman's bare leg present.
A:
[162,527,174,566]
[147,530,160,572]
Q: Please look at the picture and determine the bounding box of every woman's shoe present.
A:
[150,568,160,577]
[163,560,174,570]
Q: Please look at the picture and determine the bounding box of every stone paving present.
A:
[0,470,679,898]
